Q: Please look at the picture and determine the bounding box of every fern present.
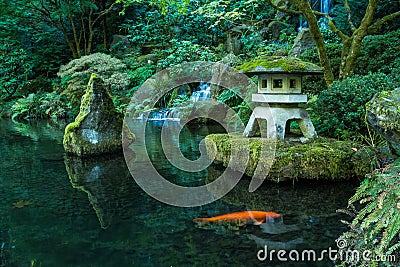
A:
[338,159,400,266]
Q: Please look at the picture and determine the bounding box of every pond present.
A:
[0,119,359,267]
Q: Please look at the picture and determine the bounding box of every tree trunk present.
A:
[87,7,94,55]
[338,0,380,79]
[103,17,108,50]
[290,0,334,86]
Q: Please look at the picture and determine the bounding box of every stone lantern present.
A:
[238,57,323,140]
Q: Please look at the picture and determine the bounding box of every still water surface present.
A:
[0,119,359,266]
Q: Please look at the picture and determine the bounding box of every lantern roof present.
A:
[237,56,324,75]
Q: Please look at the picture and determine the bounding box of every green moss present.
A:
[205,134,377,182]
[236,56,322,73]
[63,76,123,157]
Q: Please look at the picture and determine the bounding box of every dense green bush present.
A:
[57,53,131,112]
[11,92,72,120]
[310,72,400,139]
[0,38,34,100]
[337,160,400,267]
[217,89,251,123]
[300,43,342,95]
[157,40,219,69]
[356,29,400,75]
[19,76,54,95]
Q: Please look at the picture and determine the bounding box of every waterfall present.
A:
[298,0,333,30]
[320,0,332,14]
[140,82,211,121]
[148,108,180,121]
[190,82,211,102]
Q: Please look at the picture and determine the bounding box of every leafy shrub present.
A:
[19,76,54,95]
[337,160,400,266]
[356,29,400,75]
[57,53,131,109]
[11,92,72,120]
[157,40,219,69]
[310,72,400,139]
[217,89,251,123]
[126,64,156,90]
[0,38,34,100]
[300,43,342,95]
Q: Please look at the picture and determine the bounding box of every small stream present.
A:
[0,119,358,266]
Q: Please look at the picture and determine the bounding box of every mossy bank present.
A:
[205,134,378,182]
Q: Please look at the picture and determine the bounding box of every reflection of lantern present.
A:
[239,58,323,140]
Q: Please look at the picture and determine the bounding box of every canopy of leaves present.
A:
[57,53,131,111]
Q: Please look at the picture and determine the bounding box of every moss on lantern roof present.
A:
[236,56,323,74]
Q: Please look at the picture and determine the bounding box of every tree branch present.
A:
[92,2,117,26]
[265,0,302,15]
[327,19,349,41]
[343,0,356,31]
[367,10,400,35]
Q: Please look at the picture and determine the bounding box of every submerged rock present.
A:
[205,134,377,182]
[63,74,129,157]
[366,88,400,157]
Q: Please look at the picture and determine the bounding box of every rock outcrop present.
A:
[205,134,377,183]
[366,88,400,157]
[63,74,128,157]
[289,28,315,57]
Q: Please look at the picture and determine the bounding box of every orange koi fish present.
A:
[193,211,281,227]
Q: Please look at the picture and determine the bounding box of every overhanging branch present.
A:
[367,11,400,34]
[265,0,301,15]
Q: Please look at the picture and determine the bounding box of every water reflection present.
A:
[65,155,131,229]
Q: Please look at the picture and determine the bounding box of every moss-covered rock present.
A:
[205,134,377,182]
[366,88,400,157]
[63,75,131,157]
[236,56,323,74]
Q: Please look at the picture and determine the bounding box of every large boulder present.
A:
[366,88,400,157]
[289,28,315,57]
[267,21,290,41]
[63,74,126,157]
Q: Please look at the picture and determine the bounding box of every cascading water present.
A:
[298,0,333,30]
[148,108,180,121]
[320,0,332,14]
[190,82,211,102]
[147,82,211,121]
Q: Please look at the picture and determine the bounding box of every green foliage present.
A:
[110,61,156,112]
[171,94,189,107]
[19,76,55,95]
[157,40,219,69]
[121,2,216,53]
[11,92,72,120]
[319,21,342,44]
[117,0,190,15]
[57,53,131,111]
[0,38,34,99]
[217,89,251,123]
[300,42,342,89]
[356,29,400,75]
[310,72,400,139]
[126,64,156,89]
[193,0,274,32]
[338,161,400,266]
